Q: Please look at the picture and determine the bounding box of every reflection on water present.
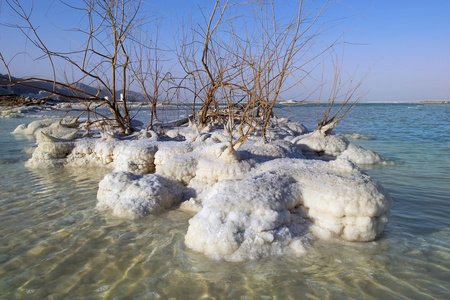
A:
[1,105,449,299]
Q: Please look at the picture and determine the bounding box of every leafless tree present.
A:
[2,0,366,140]
[178,0,362,150]
[315,51,370,135]
[131,26,174,129]
[1,0,151,134]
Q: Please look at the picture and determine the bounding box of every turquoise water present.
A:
[0,103,449,299]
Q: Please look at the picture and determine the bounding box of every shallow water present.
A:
[0,103,449,299]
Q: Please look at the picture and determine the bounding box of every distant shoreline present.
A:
[418,100,450,104]
[2,93,449,109]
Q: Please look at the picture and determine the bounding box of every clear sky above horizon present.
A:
[1,0,449,102]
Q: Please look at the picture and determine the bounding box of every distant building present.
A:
[21,90,60,101]
[119,93,136,102]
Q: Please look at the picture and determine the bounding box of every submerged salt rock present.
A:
[185,157,392,261]
[260,158,392,241]
[25,140,75,168]
[340,143,389,165]
[97,172,183,219]
[293,131,390,165]
[341,132,373,140]
[293,131,349,157]
[185,171,312,261]
[13,119,55,135]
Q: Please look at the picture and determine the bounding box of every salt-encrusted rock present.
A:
[240,139,304,160]
[157,151,199,185]
[15,117,393,262]
[292,131,350,157]
[25,140,75,168]
[293,131,391,165]
[153,141,194,167]
[97,172,184,219]
[113,140,158,174]
[184,158,392,261]
[12,119,55,135]
[185,171,313,261]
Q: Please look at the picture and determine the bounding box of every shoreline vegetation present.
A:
[1,0,371,138]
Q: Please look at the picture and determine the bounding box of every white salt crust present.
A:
[292,131,391,165]
[184,158,391,261]
[15,119,393,261]
[97,172,183,219]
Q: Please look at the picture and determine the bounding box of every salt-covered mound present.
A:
[24,125,160,172]
[185,171,312,261]
[292,131,391,165]
[97,172,184,219]
[14,117,393,261]
[258,158,392,241]
[185,158,392,261]
[13,119,55,135]
[1,106,44,117]
[157,143,255,188]
[25,139,75,168]
[109,140,158,174]
[340,132,373,140]
[17,119,390,170]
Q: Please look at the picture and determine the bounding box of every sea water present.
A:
[0,103,449,299]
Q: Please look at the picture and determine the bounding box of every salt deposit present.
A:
[14,117,393,261]
[292,131,391,165]
[184,158,391,261]
[12,119,55,135]
[184,171,313,261]
[97,172,184,219]
[341,132,373,140]
[1,106,43,117]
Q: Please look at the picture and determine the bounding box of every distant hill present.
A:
[0,74,146,102]
[0,74,69,97]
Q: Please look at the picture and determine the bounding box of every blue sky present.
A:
[1,0,449,102]
[335,0,450,102]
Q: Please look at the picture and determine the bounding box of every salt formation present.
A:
[184,158,391,261]
[1,105,43,117]
[291,131,390,165]
[14,118,393,261]
[97,172,183,219]
[13,119,55,136]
